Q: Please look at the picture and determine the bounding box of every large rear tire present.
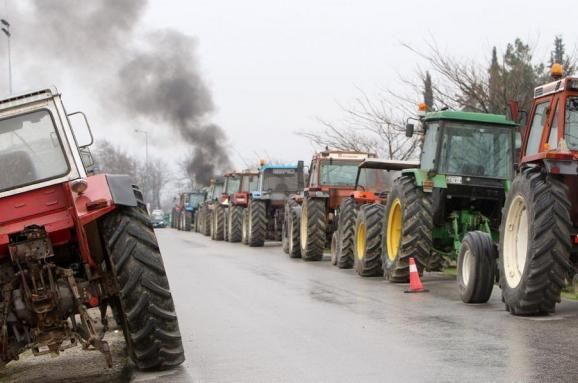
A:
[248,200,267,247]
[354,204,385,277]
[300,197,326,261]
[228,205,243,243]
[282,201,295,254]
[100,201,185,370]
[183,211,192,232]
[336,197,356,269]
[382,176,433,283]
[200,206,211,236]
[457,231,496,304]
[499,168,572,315]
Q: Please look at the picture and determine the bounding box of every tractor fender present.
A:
[105,174,138,207]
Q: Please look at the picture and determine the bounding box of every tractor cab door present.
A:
[521,95,554,162]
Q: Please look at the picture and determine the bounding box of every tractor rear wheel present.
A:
[354,204,385,277]
[499,168,572,315]
[248,200,266,247]
[211,205,225,241]
[300,197,326,261]
[457,231,496,303]
[282,201,294,254]
[228,205,243,243]
[382,176,433,283]
[336,197,356,269]
[100,200,184,370]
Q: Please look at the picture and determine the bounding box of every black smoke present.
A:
[12,0,230,184]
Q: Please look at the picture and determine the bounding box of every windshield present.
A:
[0,110,69,192]
[439,122,512,178]
[225,176,241,194]
[357,168,395,192]
[186,193,205,207]
[262,168,299,194]
[212,184,224,199]
[242,174,259,192]
[565,97,578,149]
[319,160,361,186]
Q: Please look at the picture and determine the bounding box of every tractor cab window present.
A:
[262,168,299,194]
[439,122,512,179]
[225,176,241,194]
[242,174,259,192]
[319,160,360,186]
[548,101,559,149]
[565,97,578,150]
[0,110,69,192]
[420,122,439,171]
[357,168,393,193]
[212,184,224,199]
[188,193,205,207]
[526,101,549,155]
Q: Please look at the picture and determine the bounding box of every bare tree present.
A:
[300,89,419,160]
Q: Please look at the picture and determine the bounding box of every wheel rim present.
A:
[356,222,366,260]
[300,202,308,249]
[387,199,402,261]
[461,248,473,286]
[503,195,529,288]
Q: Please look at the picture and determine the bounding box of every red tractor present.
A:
[283,150,374,260]
[499,65,578,315]
[0,88,184,369]
[210,171,258,241]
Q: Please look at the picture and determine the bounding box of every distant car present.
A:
[150,209,166,228]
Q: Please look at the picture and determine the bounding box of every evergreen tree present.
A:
[488,46,502,114]
[423,71,434,110]
[548,35,575,75]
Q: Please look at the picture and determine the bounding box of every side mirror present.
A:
[405,123,415,138]
[68,112,94,148]
[79,148,95,172]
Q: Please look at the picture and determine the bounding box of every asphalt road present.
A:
[5,228,578,382]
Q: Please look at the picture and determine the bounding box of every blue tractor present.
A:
[242,161,305,246]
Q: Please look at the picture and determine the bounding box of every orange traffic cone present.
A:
[404,257,429,293]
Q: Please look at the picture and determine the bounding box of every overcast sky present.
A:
[2,0,577,176]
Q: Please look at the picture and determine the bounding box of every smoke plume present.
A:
[12,0,230,184]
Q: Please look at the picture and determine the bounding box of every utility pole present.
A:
[1,18,11,94]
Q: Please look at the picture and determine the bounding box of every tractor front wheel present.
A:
[248,200,266,247]
[100,203,184,370]
[228,205,243,243]
[457,231,496,303]
[300,197,326,261]
[286,201,301,258]
[499,168,571,315]
[211,205,225,241]
[354,203,385,277]
[382,176,433,283]
[336,197,356,269]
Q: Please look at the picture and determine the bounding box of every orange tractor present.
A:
[331,159,418,276]
[282,150,374,261]
[499,64,578,315]
[0,88,183,369]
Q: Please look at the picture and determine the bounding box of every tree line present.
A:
[304,36,576,159]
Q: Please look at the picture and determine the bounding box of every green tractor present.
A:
[383,108,517,303]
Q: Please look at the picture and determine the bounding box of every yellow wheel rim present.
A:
[387,199,402,261]
[356,222,366,260]
[300,202,308,249]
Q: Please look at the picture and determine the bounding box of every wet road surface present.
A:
[5,228,578,382]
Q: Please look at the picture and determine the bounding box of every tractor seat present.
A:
[461,164,485,176]
[0,151,37,190]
